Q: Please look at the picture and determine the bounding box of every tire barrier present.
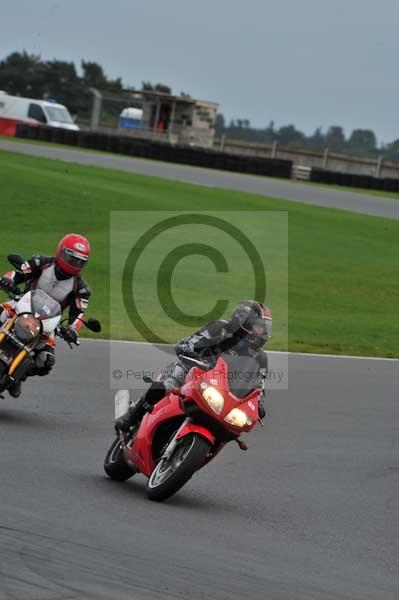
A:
[14,124,293,179]
[311,167,399,193]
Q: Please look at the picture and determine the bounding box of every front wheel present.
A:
[146,434,211,502]
[104,436,136,481]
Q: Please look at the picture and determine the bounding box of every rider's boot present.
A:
[115,382,167,432]
[8,380,22,398]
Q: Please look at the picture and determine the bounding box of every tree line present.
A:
[0,52,173,118]
[1,52,399,160]
[215,115,399,161]
[0,51,122,115]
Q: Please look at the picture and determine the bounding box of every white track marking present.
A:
[81,337,399,362]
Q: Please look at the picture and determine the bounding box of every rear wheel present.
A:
[146,434,211,502]
[104,436,135,481]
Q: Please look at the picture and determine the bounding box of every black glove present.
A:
[175,340,198,358]
[64,325,79,344]
[0,276,17,293]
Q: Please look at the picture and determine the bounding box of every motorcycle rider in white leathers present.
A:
[0,233,91,397]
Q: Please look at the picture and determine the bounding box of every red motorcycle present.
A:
[104,353,264,501]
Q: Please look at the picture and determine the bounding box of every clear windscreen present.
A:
[219,353,261,399]
[31,289,61,319]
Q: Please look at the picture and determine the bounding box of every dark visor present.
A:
[62,248,88,269]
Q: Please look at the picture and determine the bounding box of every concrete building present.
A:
[128,90,218,148]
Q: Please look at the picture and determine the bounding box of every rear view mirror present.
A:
[7,254,24,270]
[84,318,101,332]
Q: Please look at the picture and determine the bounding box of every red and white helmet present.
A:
[55,234,91,276]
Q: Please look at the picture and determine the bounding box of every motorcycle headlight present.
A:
[224,408,251,428]
[14,314,42,342]
[200,383,224,414]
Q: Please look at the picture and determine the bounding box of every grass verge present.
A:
[0,149,398,357]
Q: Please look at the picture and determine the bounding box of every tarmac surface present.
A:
[1,138,399,219]
[0,340,398,600]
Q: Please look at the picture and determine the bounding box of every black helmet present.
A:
[231,300,272,348]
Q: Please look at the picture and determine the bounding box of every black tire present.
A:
[146,434,211,502]
[104,437,136,481]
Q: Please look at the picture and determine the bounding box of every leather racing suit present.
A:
[0,254,91,378]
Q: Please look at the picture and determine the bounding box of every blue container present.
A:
[119,108,143,130]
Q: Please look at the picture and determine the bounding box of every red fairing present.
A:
[175,423,215,444]
[55,233,91,276]
[0,302,16,318]
[125,393,184,477]
[181,358,260,435]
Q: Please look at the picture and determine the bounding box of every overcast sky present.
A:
[2,0,398,142]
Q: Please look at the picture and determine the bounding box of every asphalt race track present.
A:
[1,340,398,600]
[1,139,399,220]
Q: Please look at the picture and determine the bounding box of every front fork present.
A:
[0,351,35,396]
[162,418,191,461]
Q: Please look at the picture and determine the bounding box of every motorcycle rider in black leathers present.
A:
[0,234,91,398]
[116,300,272,432]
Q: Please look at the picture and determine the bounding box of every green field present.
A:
[1,149,398,357]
